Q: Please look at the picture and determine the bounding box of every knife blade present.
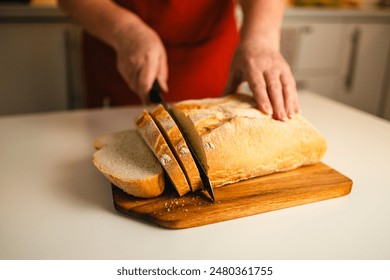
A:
[149,80,215,202]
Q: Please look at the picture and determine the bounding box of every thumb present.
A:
[222,70,242,96]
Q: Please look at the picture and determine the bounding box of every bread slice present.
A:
[93,130,164,198]
[172,94,327,187]
[151,104,202,192]
[136,110,191,196]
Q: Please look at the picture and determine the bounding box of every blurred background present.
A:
[0,0,389,120]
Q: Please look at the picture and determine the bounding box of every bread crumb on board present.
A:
[157,192,218,215]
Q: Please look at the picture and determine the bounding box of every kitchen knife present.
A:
[149,80,215,202]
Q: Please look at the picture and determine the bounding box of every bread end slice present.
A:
[93,130,164,198]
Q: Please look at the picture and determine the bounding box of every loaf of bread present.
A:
[136,110,191,196]
[172,94,327,187]
[92,130,164,198]
[93,94,326,198]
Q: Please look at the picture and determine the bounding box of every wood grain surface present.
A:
[112,163,353,229]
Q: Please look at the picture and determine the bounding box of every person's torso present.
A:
[84,0,239,107]
[115,0,235,47]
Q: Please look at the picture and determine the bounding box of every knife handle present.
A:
[149,80,163,103]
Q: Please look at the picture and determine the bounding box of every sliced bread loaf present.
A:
[172,94,327,187]
[93,130,164,198]
[136,110,191,196]
[151,104,202,192]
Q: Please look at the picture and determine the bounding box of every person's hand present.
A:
[113,20,168,104]
[224,41,300,121]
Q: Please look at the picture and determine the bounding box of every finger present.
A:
[264,72,288,121]
[137,53,160,104]
[222,70,242,96]
[247,72,273,115]
[117,59,139,94]
[280,72,300,118]
[157,51,169,93]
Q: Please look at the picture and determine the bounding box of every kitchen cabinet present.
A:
[334,23,390,115]
[383,76,390,120]
[281,22,345,98]
[281,9,390,117]
[0,6,83,116]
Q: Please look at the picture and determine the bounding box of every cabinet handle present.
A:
[296,80,307,90]
[300,25,313,34]
[64,28,73,109]
[345,27,361,91]
[64,26,84,109]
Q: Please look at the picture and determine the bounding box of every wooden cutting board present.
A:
[112,163,352,229]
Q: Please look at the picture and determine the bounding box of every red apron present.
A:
[83,0,239,107]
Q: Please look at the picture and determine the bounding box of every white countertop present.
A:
[1,91,389,260]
